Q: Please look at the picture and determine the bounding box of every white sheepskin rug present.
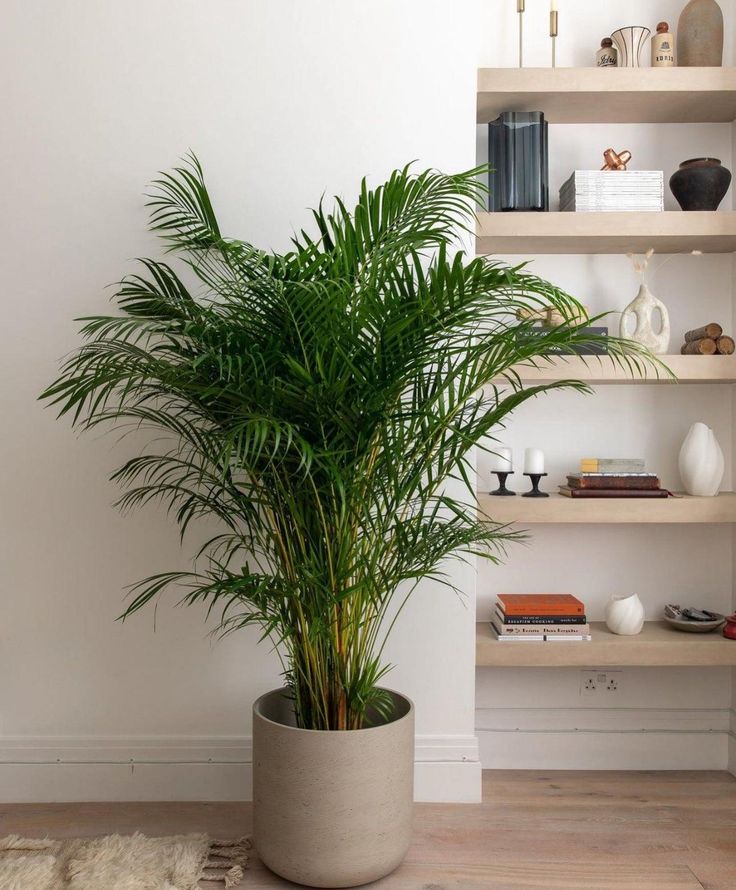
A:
[0,833,250,889]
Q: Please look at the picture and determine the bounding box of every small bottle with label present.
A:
[596,37,618,68]
[651,22,674,67]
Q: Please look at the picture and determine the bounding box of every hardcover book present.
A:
[497,594,585,617]
[567,473,660,490]
[558,486,668,499]
[580,458,645,472]
[494,607,587,626]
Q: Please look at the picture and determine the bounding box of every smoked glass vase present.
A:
[488,111,548,212]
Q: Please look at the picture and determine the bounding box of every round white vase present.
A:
[605,593,645,636]
[678,421,724,496]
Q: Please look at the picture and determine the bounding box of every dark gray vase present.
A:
[669,158,731,211]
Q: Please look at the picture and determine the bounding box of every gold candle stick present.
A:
[517,0,525,68]
[549,2,558,68]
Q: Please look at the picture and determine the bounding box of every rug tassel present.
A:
[200,865,244,887]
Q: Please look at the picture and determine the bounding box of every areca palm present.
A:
[42,156,654,731]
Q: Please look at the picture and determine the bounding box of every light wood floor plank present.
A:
[1,771,734,888]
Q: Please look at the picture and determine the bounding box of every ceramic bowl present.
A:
[664,613,725,633]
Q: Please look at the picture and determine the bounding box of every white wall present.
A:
[476,0,736,771]
[0,0,484,802]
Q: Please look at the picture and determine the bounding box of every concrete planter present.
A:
[252,688,414,888]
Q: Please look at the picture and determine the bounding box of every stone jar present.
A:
[677,0,724,66]
[605,593,645,636]
[679,421,724,497]
[253,688,414,888]
[670,158,732,211]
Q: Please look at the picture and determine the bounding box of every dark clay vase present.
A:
[669,158,731,211]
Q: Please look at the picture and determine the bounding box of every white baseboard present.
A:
[0,733,481,803]
[477,707,733,771]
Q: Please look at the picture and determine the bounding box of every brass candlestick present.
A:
[550,9,558,68]
[517,0,525,68]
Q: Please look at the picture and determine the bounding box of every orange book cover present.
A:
[497,594,585,617]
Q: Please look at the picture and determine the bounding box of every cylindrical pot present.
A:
[605,593,645,636]
[723,615,736,640]
[678,421,724,497]
[670,158,732,211]
[611,26,651,67]
[677,0,724,67]
[253,688,414,888]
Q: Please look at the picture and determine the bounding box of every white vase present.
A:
[612,26,651,67]
[678,421,724,496]
[605,593,645,636]
[619,283,670,355]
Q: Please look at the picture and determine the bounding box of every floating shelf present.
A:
[477,492,736,524]
[492,355,736,385]
[476,621,736,667]
[476,211,736,255]
[477,67,736,124]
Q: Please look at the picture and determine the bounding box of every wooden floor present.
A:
[1,771,735,888]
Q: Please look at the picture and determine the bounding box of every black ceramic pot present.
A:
[669,158,732,211]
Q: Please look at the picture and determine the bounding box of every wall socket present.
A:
[580,670,623,696]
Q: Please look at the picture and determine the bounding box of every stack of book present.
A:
[559,171,664,212]
[558,458,668,499]
[492,594,591,642]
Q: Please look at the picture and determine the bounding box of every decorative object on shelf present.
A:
[517,325,609,355]
[491,446,513,472]
[596,37,618,68]
[723,614,736,640]
[677,0,723,67]
[560,471,667,499]
[488,111,548,212]
[678,421,724,497]
[549,0,558,68]
[560,170,663,212]
[669,158,732,211]
[605,593,645,636]
[601,148,632,171]
[680,321,735,355]
[517,303,589,328]
[492,593,590,642]
[664,603,725,633]
[611,26,651,68]
[620,250,671,355]
[491,471,516,496]
[523,472,549,498]
[651,22,675,67]
[517,0,525,67]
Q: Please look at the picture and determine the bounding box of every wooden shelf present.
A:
[476,621,736,667]
[493,354,736,385]
[476,211,736,255]
[477,67,736,124]
[477,492,736,524]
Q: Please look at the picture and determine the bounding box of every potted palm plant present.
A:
[42,156,650,888]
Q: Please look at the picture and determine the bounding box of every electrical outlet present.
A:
[580,671,623,696]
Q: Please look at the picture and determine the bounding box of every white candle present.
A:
[550,0,557,10]
[524,447,545,474]
[491,447,513,473]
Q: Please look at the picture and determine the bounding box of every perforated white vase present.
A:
[605,593,645,636]
[678,421,724,496]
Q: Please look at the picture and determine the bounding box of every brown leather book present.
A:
[567,473,660,490]
[559,486,668,498]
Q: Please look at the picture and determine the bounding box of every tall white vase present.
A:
[678,422,724,496]
[605,593,645,636]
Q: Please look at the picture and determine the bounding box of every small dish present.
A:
[664,613,725,633]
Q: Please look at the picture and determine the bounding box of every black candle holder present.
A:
[490,471,516,496]
[522,472,549,497]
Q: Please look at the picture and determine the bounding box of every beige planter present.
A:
[253,688,414,888]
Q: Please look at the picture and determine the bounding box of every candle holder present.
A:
[549,9,558,68]
[491,471,516,496]
[522,472,549,497]
[517,0,525,68]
